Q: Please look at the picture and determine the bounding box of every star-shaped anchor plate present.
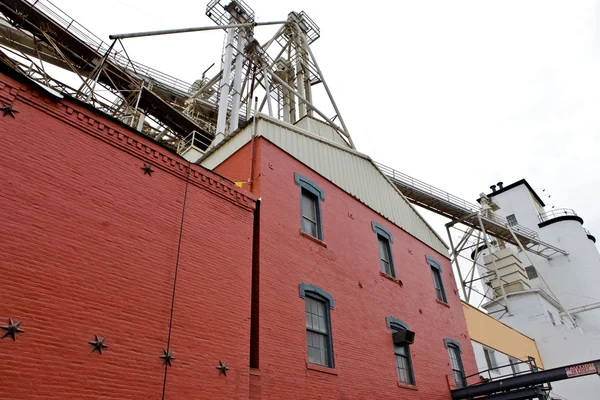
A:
[88,335,108,354]
[216,360,230,376]
[0,103,19,118]
[1,318,24,341]
[160,349,175,367]
[141,164,154,176]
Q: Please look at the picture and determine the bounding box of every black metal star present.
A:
[88,335,108,354]
[160,349,175,367]
[141,164,154,176]
[216,360,230,376]
[0,103,19,118]
[0,318,24,341]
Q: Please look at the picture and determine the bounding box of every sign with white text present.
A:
[565,363,597,378]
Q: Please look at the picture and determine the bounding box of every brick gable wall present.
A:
[215,138,478,399]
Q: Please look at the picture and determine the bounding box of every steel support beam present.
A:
[109,21,288,40]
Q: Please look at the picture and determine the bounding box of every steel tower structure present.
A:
[0,0,353,153]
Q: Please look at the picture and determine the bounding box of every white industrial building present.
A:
[470,180,600,400]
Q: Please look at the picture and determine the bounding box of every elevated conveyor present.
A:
[375,162,567,259]
[0,0,215,148]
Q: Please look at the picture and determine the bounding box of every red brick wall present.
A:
[0,71,256,399]
[216,138,477,399]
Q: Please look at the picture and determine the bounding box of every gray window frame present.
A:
[445,338,466,388]
[295,173,325,241]
[507,214,518,226]
[386,317,415,385]
[299,283,334,368]
[427,256,447,303]
[372,222,395,277]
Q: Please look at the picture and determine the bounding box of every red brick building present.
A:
[0,66,256,399]
[1,63,476,399]
[203,116,478,399]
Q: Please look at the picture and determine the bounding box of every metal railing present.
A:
[25,0,194,96]
[464,356,540,385]
[375,161,544,242]
[375,162,481,213]
[538,208,578,223]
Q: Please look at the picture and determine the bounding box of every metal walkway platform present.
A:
[375,162,567,259]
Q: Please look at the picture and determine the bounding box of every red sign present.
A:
[565,363,597,378]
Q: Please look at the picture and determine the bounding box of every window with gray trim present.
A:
[378,236,394,276]
[301,189,321,238]
[395,344,414,385]
[427,256,447,303]
[387,317,415,385]
[373,222,395,277]
[300,284,334,368]
[507,214,518,226]
[445,339,466,388]
[295,174,324,240]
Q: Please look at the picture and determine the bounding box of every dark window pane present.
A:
[453,370,464,388]
[525,266,538,279]
[301,189,321,239]
[378,237,390,262]
[302,218,317,237]
[394,344,407,356]
[301,190,317,221]
[396,354,410,383]
[305,296,331,367]
[306,330,328,366]
[431,267,446,302]
[448,346,465,388]
[378,236,394,276]
[394,344,414,385]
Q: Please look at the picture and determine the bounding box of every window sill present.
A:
[436,299,450,308]
[306,362,338,376]
[299,229,327,248]
[249,368,261,376]
[397,382,418,390]
[380,271,403,286]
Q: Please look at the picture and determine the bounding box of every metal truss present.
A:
[374,160,576,325]
[0,0,355,157]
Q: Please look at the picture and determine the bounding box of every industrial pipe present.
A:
[451,359,600,399]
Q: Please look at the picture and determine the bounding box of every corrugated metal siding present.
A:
[201,115,449,256]
[294,116,352,148]
[259,118,449,256]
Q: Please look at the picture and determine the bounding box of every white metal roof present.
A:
[201,114,449,257]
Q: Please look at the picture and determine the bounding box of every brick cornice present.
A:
[0,75,256,211]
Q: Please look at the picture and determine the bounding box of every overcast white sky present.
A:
[45,0,600,246]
